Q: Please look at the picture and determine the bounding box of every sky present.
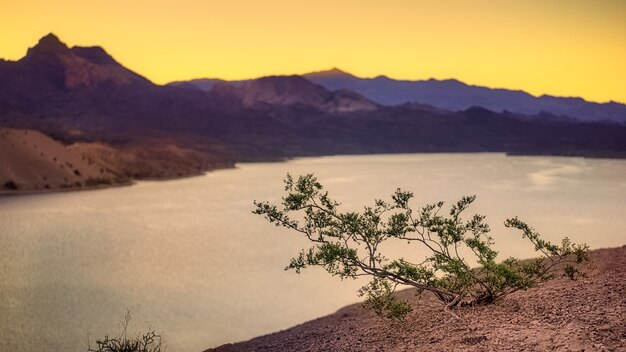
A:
[1,0,625,103]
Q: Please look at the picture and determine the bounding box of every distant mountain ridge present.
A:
[172,68,626,123]
[210,75,378,113]
[302,68,626,123]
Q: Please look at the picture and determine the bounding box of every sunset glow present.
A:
[2,0,625,103]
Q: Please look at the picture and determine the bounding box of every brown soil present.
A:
[0,127,129,193]
[74,141,234,180]
[0,127,235,194]
[208,246,626,352]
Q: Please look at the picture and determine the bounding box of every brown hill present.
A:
[208,246,626,352]
[212,75,378,113]
[0,127,236,193]
[74,140,234,179]
[0,127,128,193]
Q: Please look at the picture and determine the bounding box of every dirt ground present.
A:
[208,246,626,352]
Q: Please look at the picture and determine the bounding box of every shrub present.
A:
[3,180,18,190]
[86,178,112,187]
[254,174,589,319]
[87,311,162,352]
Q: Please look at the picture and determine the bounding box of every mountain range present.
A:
[1,34,625,192]
[173,68,626,124]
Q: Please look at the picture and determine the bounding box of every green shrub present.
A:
[254,174,589,319]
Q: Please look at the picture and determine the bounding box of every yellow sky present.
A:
[1,0,625,103]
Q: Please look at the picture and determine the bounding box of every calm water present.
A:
[1,153,625,351]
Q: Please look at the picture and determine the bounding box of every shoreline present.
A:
[206,245,626,351]
[0,180,135,197]
[0,162,238,197]
[3,151,625,197]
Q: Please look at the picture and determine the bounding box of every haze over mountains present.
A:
[1,34,626,192]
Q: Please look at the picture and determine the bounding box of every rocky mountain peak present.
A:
[26,33,70,57]
[304,67,355,79]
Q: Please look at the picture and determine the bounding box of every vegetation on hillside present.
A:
[254,174,589,319]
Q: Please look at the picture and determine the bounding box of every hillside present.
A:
[208,246,626,352]
[0,126,238,193]
[210,75,378,113]
[0,127,128,193]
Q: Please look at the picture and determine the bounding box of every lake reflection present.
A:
[1,153,625,351]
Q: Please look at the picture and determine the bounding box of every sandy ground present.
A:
[208,246,626,352]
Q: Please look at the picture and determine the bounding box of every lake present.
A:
[1,153,625,351]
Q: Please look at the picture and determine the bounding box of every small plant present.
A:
[3,180,18,190]
[86,178,113,187]
[87,311,163,352]
[254,174,589,319]
[563,264,586,280]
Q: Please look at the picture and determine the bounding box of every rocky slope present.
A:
[208,246,626,352]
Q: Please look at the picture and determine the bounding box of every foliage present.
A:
[253,174,589,319]
[87,311,162,352]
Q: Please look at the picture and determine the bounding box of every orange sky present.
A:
[1,0,625,103]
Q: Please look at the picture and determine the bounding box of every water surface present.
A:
[1,153,625,351]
